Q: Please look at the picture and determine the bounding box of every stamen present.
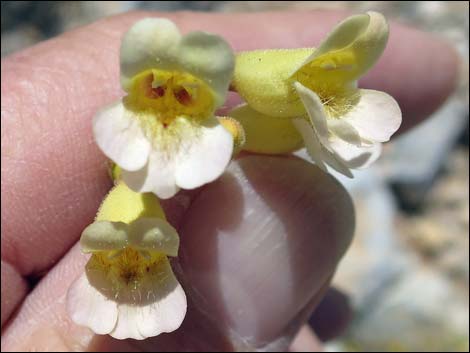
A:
[174,87,192,105]
[151,86,166,98]
[128,69,214,131]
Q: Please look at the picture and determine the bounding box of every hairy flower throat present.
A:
[126,69,215,125]
[293,70,359,118]
[87,247,167,298]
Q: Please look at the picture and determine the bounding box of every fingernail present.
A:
[179,155,354,348]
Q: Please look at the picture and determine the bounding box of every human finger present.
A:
[1,155,354,351]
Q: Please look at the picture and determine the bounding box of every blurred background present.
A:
[2,1,468,351]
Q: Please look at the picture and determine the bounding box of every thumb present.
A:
[1,155,354,351]
[93,155,354,351]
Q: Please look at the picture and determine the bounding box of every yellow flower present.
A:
[94,18,236,198]
[231,12,402,177]
[66,182,186,340]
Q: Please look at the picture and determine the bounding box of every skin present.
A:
[1,10,458,352]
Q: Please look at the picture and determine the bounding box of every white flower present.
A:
[67,218,186,340]
[291,82,397,177]
[289,11,401,177]
[94,18,235,198]
[231,12,402,177]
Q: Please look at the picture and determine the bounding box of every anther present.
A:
[151,86,166,98]
[174,87,192,105]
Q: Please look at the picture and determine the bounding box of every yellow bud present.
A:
[232,48,313,118]
[109,162,122,182]
[229,104,304,154]
[217,116,246,156]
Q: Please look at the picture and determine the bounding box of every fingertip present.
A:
[179,155,355,347]
[362,23,460,134]
[236,154,355,260]
[290,325,323,352]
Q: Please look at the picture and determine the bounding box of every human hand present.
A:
[1,10,458,351]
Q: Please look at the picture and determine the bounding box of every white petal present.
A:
[120,18,182,91]
[292,118,327,172]
[327,119,362,146]
[174,117,233,189]
[342,89,402,142]
[137,282,186,338]
[292,12,388,82]
[329,137,382,169]
[123,116,232,198]
[293,83,360,175]
[129,218,179,257]
[110,304,146,340]
[121,151,180,199]
[293,118,353,178]
[110,257,187,340]
[177,32,235,107]
[293,82,329,144]
[93,101,151,171]
[66,273,118,335]
[80,221,128,253]
[120,18,234,108]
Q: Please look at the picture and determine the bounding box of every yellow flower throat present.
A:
[291,50,361,119]
[125,69,215,125]
[87,247,166,297]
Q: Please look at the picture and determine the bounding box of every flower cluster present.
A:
[67,18,240,340]
[67,12,401,341]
